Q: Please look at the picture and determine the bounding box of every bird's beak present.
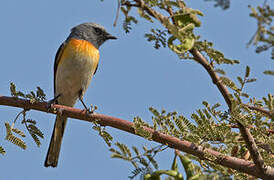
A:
[106,34,117,40]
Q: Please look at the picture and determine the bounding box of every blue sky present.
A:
[0,0,273,179]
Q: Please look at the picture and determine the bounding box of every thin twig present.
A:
[113,0,121,27]
[13,109,25,124]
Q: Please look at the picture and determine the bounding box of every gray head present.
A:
[68,22,117,49]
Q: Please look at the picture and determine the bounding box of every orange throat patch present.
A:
[59,38,100,65]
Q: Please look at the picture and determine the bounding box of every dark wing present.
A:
[94,63,99,75]
[53,43,65,95]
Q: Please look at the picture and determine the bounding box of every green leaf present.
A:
[132,146,140,156]
[263,70,274,76]
[0,146,6,155]
[30,133,41,147]
[212,103,221,110]
[12,128,26,137]
[220,76,239,91]
[241,93,249,98]
[25,119,36,124]
[178,153,196,179]
[180,38,195,51]
[36,86,46,101]
[173,10,202,27]
[237,76,244,85]
[10,82,17,97]
[202,101,209,108]
[120,7,127,15]
[144,170,183,180]
[111,153,124,159]
[5,122,12,135]
[246,78,257,83]
[245,66,250,78]
[116,142,131,158]
[133,117,153,140]
[138,8,153,22]
[214,68,226,75]
[179,115,196,132]
[171,154,178,171]
[5,134,26,150]
[145,154,158,169]
[28,124,44,138]
[139,157,149,167]
[145,29,167,49]
[100,130,113,147]
[129,168,146,180]
[164,1,179,8]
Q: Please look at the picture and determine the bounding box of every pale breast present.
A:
[55,39,100,106]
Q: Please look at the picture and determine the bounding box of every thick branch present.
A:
[244,104,274,118]
[0,96,274,179]
[238,123,266,173]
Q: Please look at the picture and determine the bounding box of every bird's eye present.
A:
[94,27,102,34]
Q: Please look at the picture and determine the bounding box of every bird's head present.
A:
[68,22,117,48]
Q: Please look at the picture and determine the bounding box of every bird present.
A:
[44,22,117,167]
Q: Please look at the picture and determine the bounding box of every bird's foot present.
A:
[83,104,97,114]
[47,94,61,111]
[79,97,97,114]
[88,104,98,114]
[57,108,64,116]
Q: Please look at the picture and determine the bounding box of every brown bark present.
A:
[0,95,274,179]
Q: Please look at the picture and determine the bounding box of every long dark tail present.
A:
[44,115,67,167]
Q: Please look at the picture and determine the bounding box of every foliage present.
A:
[194,40,240,66]
[10,82,46,103]
[219,65,257,98]
[5,122,26,150]
[0,145,5,155]
[92,120,113,147]
[120,4,138,33]
[22,118,44,147]
[133,116,153,140]
[145,29,167,49]
[110,143,165,179]
[110,143,207,179]
[110,142,232,180]
[112,0,274,179]
[264,70,274,75]
[205,0,230,10]
[247,1,274,60]
[2,83,45,153]
[4,109,44,150]
[120,0,203,55]
[125,91,273,179]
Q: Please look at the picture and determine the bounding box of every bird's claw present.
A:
[85,104,98,114]
[47,99,55,111]
[46,94,61,111]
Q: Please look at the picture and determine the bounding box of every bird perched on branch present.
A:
[44,22,117,167]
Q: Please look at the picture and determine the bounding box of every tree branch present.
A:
[190,48,267,176]
[238,123,266,171]
[126,0,270,177]
[244,104,274,118]
[189,49,232,108]
[0,95,274,179]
